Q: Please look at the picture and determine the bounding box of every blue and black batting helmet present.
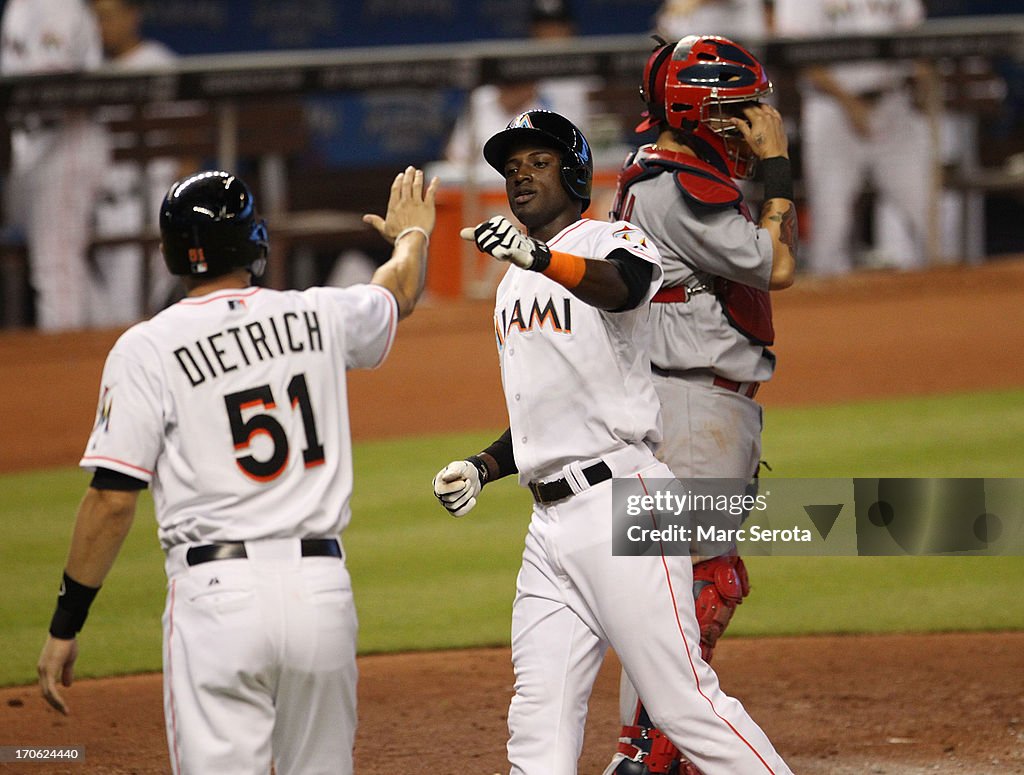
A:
[483,110,593,211]
[159,170,269,278]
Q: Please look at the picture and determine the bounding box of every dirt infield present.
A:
[2,634,1022,774]
[2,261,1024,773]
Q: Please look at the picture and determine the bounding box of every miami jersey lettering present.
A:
[493,218,663,483]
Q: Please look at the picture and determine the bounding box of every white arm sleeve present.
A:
[80,343,163,481]
[330,284,400,370]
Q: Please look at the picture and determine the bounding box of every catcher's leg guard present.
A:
[692,554,750,663]
[613,715,683,774]
[612,724,706,775]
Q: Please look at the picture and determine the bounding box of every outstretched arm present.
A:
[460,218,653,311]
[559,254,651,311]
[365,167,439,319]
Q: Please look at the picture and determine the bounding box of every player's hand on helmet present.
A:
[731,104,789,160]
[363,166,439,245]
[459,216,552,271]
[432,460,483,517]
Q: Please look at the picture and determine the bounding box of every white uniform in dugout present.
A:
[773,0,930,274]
[80,283,398,774]
[496,218,792,775]
[0,0,110,330]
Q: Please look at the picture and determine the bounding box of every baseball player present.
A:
[601,35,798,775]
[654,0,767,43]
[88,0,185,325]
[37,167,437,775]
[773,0,931,274]
[0,0,111,331]
[432,109,793,775]
[442,0,592,181]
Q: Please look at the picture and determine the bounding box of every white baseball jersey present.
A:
[1,0,103,168]
[84,281,395,774]
[656,0,768,43]
[493,218,663,484]
[774,0,930,275]
[444,81,595,178]
[0,0,101,74]
[773,0,925,96]
[1,0,110,331]
[81,283,398,549]
[90,39,181,326]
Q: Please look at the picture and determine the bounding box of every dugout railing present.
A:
[1,15,1023,325]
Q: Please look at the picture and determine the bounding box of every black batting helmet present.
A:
[159,170,269,278]
[482,110,593,211]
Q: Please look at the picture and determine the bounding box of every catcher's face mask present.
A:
[663,35,773,179]
[705,98,767,179]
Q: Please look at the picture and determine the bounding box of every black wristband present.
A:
[465,455,490,487]
[48,572,100,640]
[761,157,794,202]
[528,238,552,273]
[480,427,518,481]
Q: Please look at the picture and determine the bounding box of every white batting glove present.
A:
[432,460,483,517]
[459,216,552,271]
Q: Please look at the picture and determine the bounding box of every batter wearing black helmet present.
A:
[431,110,794,775]
[456,109,653,311]
[159,170,270,279]
[38,166,437,774]
[481,108,594,208]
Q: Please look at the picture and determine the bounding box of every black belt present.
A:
[528,461,612,505]
[185,538,341,566]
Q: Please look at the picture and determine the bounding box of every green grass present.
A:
[0,470,167,685]
[732,555,1024,636]
[344,432,532,653]
[1,389,1022,686]
[760,388,1024,477]
[746,389,1024,635]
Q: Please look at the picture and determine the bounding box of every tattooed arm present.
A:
[731,104,798,290]
[760,198,798,290]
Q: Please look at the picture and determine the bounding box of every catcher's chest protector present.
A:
[612,147,775,346]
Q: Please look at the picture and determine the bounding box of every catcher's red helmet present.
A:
[638,35,773,179]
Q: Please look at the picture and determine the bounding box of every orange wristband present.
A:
[541,251,586,289]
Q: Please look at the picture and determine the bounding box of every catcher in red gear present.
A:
[603,33,797,775]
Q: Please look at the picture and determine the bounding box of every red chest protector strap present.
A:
[612,145,774,346]
[612,145,742,218]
